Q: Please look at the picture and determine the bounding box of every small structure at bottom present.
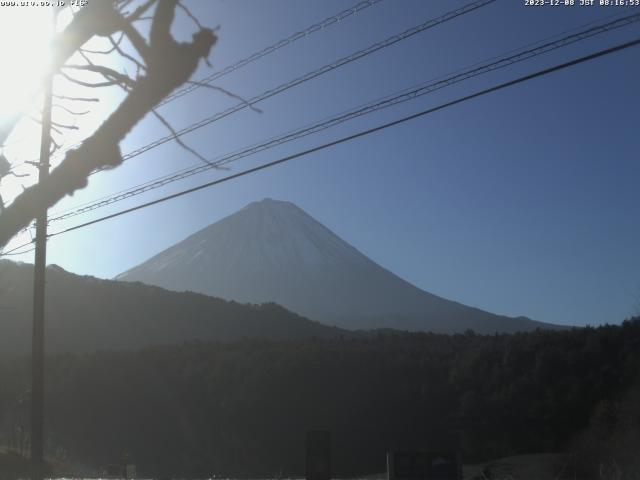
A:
[387,451,462,480]
[306,430,332,480]
[102,452,136,479]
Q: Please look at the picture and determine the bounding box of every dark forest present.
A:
[1,319,639,478]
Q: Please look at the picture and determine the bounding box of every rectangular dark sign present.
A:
[306,430,332,480]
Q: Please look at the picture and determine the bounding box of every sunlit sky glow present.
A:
[0,9,52,119]
[0,6,126,200]
[1,1,639,327]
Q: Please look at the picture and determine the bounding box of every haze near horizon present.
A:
[2,1,639,327]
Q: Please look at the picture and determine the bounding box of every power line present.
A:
[42,0,386,163]
[26,2,632,181]
[120,0,496,160]
[0,222,35,256]
[159,0,386,107]
[45,0,497,216]
[47,11,640,224]
[46,0,495,172]
[43,37,640,241]
[0,240,35,257]
[0,248,34,256]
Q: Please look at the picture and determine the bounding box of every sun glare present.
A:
[0,8,53,123]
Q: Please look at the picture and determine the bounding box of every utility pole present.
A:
[31,13,55,480]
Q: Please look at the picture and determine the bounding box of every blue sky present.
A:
[3,0,640,327]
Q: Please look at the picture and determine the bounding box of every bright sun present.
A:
[0,6,125,218]
[0,8,54,122]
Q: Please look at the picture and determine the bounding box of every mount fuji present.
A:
[117,198,558,333]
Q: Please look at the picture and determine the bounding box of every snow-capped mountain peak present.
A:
[117,199,556,333]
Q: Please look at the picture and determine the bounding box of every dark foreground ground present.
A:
[1,319,640,479]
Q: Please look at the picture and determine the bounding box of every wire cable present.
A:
[44,36,640,241]
[47,11,640,224]
[15,6,632,180]
[159,0,386,106]
[0,240,35,257]
[42,0,386,162]
[48,0,496,169]
[120,1,496,161]
[3,247,36,256]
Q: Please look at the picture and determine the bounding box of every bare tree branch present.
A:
[0,155,30,179]
[120,18,152,63]
[51,124,65,137]
[0,1,218,248]
[52,104,91,116]
[7,172,30,179]
[186,80,263,113]
[125,0,158,22]
[79,32,125,55]
[132,16,154,23]
[0,1,123,145]
[151,108,212,166]
[107,34,147,72]
[50,138,61,156]
[178,1,204,30]
[53,122,78,131]
[115,0,136,12]
[53,95,100,103]
[52,122,78,131]
[63,64,136,89]
[59,71,120,89]
[32,111,79,131]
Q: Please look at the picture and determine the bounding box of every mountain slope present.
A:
[117,198,559,333]
[0,260,346,355]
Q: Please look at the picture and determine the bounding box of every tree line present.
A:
[1,319,639,478]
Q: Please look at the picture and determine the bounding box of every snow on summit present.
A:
[117,198,559,333]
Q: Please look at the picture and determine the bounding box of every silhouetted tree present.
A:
[2,318,640,478]
[0,0,218,248]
